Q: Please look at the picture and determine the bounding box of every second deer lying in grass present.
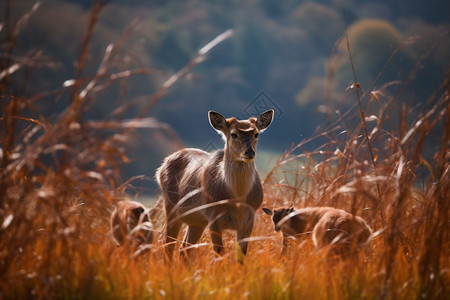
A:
[110,200,154,250]
[262,206,372,258]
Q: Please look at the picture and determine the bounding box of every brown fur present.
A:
[262,206,373,258]
[110,200,154,248]
[156,110,274,260]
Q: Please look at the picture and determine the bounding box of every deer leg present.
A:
[209,222,224,255]
[165,220,182,261]
[237,218,255,257]
[181,223,207,257]
[281,235,289,256]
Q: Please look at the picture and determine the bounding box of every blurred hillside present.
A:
[3,0,450,194]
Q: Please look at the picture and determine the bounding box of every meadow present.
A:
[1,4,449,300]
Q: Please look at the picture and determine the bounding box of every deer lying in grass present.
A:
[156,109,274,261]
[262,206,372,258]
[110,200,154,249]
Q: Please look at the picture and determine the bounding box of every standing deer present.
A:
[262,206,372,258]
[156,109,274,261]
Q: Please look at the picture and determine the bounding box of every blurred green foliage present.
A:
[335,19,412,90]
[292,2,344,52]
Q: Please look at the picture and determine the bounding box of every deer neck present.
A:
[223,151,256,199]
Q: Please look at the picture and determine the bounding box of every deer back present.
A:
[110,200,153,246]
[312,209,372,248]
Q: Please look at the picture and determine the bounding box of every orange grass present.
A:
[1,4,449,300]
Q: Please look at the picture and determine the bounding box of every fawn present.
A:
[156,109,274,261]
[262,206,372,258]
[110,200,154,248]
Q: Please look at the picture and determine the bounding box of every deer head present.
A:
[209,109,274,163]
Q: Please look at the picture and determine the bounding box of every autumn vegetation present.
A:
[1,2,449,299]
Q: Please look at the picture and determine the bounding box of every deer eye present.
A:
[254,133,259,138]
[231,133,238,139]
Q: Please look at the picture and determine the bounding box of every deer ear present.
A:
[256,109,274,131]
[130,206,144,220]
[209,111,227,131]
[262,207,273,215]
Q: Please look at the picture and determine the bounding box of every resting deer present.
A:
[156,109,274,261]
[262,206,372,258]
[110,200,154,248]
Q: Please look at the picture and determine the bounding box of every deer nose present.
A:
[245,149,255,159]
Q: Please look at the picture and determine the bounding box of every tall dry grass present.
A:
[261,73,449,299]
[1,3,449,300]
